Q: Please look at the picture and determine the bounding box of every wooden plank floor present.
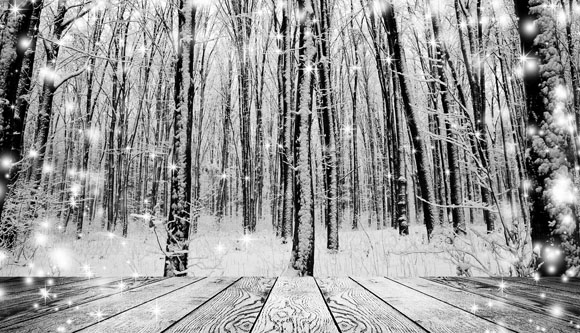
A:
[1,277,579,332]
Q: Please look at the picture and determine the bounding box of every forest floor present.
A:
[0,213,506,277]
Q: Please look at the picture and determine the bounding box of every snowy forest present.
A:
[0,0,579,279]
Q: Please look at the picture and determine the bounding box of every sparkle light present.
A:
[117,280,126,290]
[470,303,478,314]
[150,300,162,322]
[1,157,12,169]
[70,183,81,196]
[90,307,105,322]
[82,264,94,278]
[241,234,252,245]
[36,233,48,246]
[42,163,54,174]
[215,243,225,253]
[40,220,50,229]
[551,176,576,206]
[39,287,52,304]
[523,21,536,34]
[498,280,507,294]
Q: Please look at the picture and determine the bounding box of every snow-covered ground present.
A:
[0,213,515,277]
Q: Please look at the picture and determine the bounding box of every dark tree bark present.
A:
[349,0,361,231]
[164,0,190,277]
[381,3,439,239]
[185,5,197,234]
[227,0,256,234]
[277,2,294,242]
[316,0,339,250]
[0,0,39,248]
[515,0,577,274]
[289,0,316,276]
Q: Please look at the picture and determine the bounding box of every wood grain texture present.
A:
[470,277,580,306]
[2,277,202,333]
[79,277,238,333]
[428,277,580,323]
[251,277,339,333]
[484,277,580,296]
[352,277,506,333]
[394,277,575,333]
[0,277,119,323]
[316,277,425,333]
[0,277,163,328]
[0,277,88,295]
[164,277,275,333]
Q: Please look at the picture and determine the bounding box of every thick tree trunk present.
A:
[279,4,294,242]
[289,0,316,276]
[164,0,190,277]
[516,0,576,274]
[0,0,38,247]
[185,6,196,235]
[382,3,439,239]
[317,0,339,250]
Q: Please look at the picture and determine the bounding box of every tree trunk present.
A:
[164,0,190,277]
[289,0,316,276]
[516,0,576,275]
[382,3,439,239]
[0,0,39,247]
[428,0,466,234]
[316,0,339,250]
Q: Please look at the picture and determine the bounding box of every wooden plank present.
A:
[0,277,163,328]
[0,277,88,295]
[486,277,580,296]
[471,277,580,306]
[0,278,118,321]
[352,277,506,333]
[79,277,238,333]
[0,277,19,283]
[252,277,339,332]
[427,277,580,324]
[316,277,425,333]
[2,277,203,332]
[393,277,575,333]
[164,277,275,333]
[1,277,116,304]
